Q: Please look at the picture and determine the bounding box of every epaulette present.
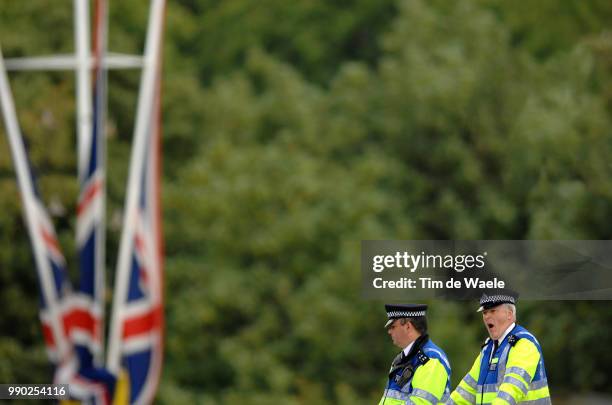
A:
[481,338,490,349]
[416,350,430,365]
[507,334,521,347]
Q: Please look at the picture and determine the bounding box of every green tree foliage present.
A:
[479,0,612,60]
[1,0,611,403]
[171,0,397,84]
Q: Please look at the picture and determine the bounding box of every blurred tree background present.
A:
[1,0,612,403]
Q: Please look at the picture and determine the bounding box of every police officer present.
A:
[447,290,551,404]
[380,304,451,405]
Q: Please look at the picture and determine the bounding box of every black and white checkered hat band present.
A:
[387,310,426,318]
[479,295,515,305]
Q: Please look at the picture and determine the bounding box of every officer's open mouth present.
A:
[487,323,494,329]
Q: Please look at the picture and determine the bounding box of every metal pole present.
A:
[4,54,144,71]
[93,0,109,365]
[74,0,92,183]
[106,0,165,374]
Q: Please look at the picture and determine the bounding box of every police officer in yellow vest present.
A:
[380,304,451,405]
[447,290,551,404]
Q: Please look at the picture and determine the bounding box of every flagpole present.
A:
[94,0,109,367]
[74,0,92,182]
[0,46,69,361]
[75,0,109,366]
[106,0,166,374]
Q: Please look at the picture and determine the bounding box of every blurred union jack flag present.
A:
[34,193,73,365]
[64,0,118,402]
[6,135,115,405]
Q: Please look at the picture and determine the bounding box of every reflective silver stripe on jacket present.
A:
[383,388,410,401]
[521,398,552,405]
[411,388,438,404]
[440,387,450,403]
[476,382,499,393]
[497,390,517,405]
[502,375,528,395]
[496,344,512,384]
[454,386,475,403]
[505,366,531,383]
[529,379,548,390]
[462,373,477,390]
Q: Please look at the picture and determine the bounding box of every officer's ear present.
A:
[505,305,513,321]
[403,319,414,331]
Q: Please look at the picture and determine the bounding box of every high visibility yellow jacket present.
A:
[379,336,451,405]
[448,325,550,405]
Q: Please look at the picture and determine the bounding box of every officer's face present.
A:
[387,320,412,349]
[482,305,513,340]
